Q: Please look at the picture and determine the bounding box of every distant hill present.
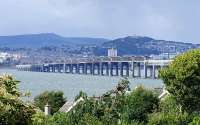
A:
[0,33,199,57]
[94,36,200,56]
[0,33,109,48]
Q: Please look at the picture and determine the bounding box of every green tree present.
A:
[34,91,66,114]
[79,113,103,125]
[159,49,200,112]
[75,91,87,101]
[61,78,130,125]
[0,74,36,125]
[148,96,191,125]
[31,111,53,125]
[148,111,189,125]
[31,79,159,125]
[189,116,200,125]
[123,86,159,123]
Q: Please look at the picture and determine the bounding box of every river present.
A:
[0,69,163,101]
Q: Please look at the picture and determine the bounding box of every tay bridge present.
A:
[16,57,172,79]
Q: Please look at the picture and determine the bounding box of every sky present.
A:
[0,0,200,43]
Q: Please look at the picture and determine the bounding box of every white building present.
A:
[0,52,22,63]
[108,48,117,57]
[150,52,180,60]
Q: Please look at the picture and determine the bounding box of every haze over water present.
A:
[0,69,163,101]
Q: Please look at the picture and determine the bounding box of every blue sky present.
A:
[0,0,200,43]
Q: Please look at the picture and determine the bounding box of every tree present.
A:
[189,116,200,125]
[159,49,200,112]
[123,86,159,123]
[60,78,130,125]
[75,91,87,101]
[0,74,36,125]
[30,79,160,125]
[34,91,66,114]
[148,96,191,125]
[148,111,189,125]
[78,113,103,125]
[31,111,53,125]
[102,78,130,97]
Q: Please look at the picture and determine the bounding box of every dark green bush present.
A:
[34,90,66,114]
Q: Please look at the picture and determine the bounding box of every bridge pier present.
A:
[101,62,109,76]
[54,64,60,73]
[110,62,119,76]
[59,64,64,73]
[78,63,85,74]
[52,65,55,72]
[39,65,44,72]
[71,64,78,74]
[152,65,156,79]
[144,62,147,78]
[86,63,93,75]
[52,64,56,72]
[120,62,129,77]
[132,62,141,77]
[152,65,161,79]
[54,64,58,73]
[43,65,50,72]
[57,64,63,73]
[132,62,135,77]
[93,63,100,75]
[69,64,72,73]
[144,65,157,79]
[138,62,141,77]
[65,64,70,73]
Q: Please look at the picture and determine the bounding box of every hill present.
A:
[0,33,199,58]
[0,33,109,48]
[94,36,200,56]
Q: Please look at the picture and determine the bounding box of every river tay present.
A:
[0,69,162,101]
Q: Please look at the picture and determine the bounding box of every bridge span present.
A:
[16,59,172,79]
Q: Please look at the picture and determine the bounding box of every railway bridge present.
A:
[16,57,172,79]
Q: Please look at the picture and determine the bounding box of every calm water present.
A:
[0,69,163,101]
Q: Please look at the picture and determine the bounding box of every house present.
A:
[158,88,169,100]
[59,97,84,113]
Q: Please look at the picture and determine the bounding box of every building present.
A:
[0,52,22,64]
[59,97,84,113]
[108,48,117,57]
[150,52,180,60]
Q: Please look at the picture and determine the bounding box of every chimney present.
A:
[44,103,51,115]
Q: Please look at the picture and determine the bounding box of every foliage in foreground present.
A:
[159,49,200,112]
[32,79,159,125]
[0,74,36,125]
[148,96,192,125]
[34,90,66,114]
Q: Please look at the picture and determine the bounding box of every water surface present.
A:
[0,69,163,100]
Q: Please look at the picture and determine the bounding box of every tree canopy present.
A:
[159,49,200,112]
[32,79,159,125]
[34,90,66,114]
[0,74,36,125]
